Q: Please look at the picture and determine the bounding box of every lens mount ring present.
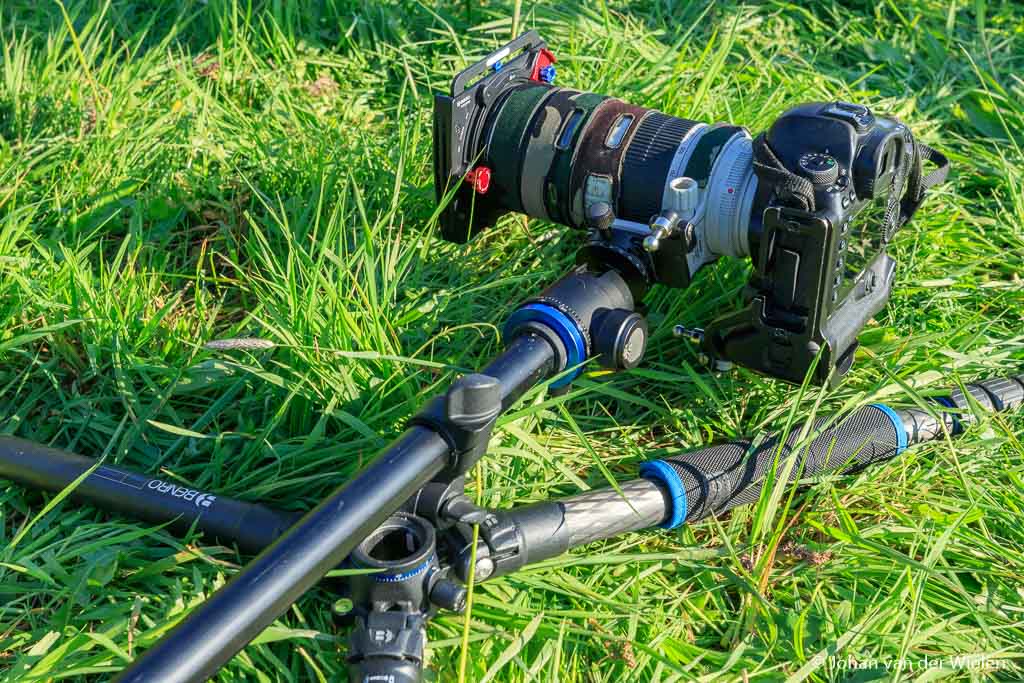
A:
[703,130,758,259]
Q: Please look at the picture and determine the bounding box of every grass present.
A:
[1,0,1023,680]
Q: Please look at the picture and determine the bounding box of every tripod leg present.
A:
[0,436,299,554]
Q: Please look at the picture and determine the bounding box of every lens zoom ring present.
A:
[619,111,700,222]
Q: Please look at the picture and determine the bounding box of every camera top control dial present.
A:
[797,152,840,185]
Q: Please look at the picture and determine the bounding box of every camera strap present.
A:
[882,136,950,241]
[899,141,950,225]
[751,133,817,212]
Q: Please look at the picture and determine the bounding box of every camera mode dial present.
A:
[797,153,840,185]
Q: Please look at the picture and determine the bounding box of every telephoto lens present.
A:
[484,82,760,260]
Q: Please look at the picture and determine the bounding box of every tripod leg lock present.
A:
[409,372,502,476]
[347,611,427,683]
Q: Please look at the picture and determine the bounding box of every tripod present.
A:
[3,264,1021,682]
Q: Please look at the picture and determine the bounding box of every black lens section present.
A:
[619,112,701,223]
[557,110,584,149]
[481,87,706,229]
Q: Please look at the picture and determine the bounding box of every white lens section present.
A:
[704,131,758,258]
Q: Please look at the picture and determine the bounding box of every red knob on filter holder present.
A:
[465,166,492,194]
[530,48,557,83]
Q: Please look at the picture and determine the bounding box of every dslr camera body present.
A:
[433,32,948,385]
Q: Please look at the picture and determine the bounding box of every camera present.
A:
[433,32,948,385]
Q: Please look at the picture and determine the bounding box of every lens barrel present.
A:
[480,84,760,260]
[618,110,701,222]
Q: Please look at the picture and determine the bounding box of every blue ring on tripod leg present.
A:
[639,460,688,529]
[867,403,907,454]
[933,395,961,435]
[505,303,587,388]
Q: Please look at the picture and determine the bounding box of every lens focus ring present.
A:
[619,111,701,223]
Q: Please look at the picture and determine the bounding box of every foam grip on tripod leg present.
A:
[943,375,1024,432]
[642,405,904,526]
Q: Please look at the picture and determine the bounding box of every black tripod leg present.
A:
[0,436,300,554]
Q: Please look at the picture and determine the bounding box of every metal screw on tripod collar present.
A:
[673,325,704,344]
[665,175,700,253]
[472,557,496,582]
[666,176,699,216]
[673,326,733,372]
[454,542,499,582]
[643,210,680,252]
[586,201,615,238]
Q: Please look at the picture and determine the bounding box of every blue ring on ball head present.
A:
[867,403,907,454]
[505,303,587,388]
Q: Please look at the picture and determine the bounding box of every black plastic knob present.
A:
[445,373,501,429]
[592,309,648,370]
[429,578,467,613]
[797,153,840,185]
[586,201,615,234]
